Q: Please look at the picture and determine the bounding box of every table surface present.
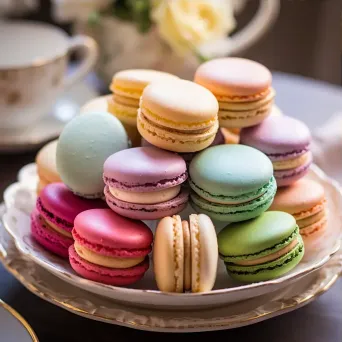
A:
[0,73,341,341]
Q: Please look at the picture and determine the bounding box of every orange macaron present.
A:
[269,178,328,256]
[194,57,275,128]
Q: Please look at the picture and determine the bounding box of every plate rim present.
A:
[2,163,342,300]
[0,231,340,333]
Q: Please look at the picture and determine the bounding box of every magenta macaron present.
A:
[103,147,189,220]
[240,115,312,186]
[69,209,153,286]
[32,183,107,258]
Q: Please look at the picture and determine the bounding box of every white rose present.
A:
[52,0,113,22]
[151,0,236,56]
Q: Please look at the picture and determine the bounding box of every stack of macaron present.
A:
[30,56,326,290]
[108,69,179,146]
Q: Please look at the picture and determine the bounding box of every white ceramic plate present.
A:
[0,300,39,341]
[0,81,97,153]
[0,213,341,333]
[3,163,342,309]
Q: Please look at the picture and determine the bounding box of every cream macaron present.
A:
[138,79,219,153]
[153,214,218,293]
[35,139,61,194]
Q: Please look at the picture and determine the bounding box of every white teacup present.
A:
[0,20,98,131]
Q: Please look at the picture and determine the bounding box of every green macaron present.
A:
[218,211,304,282]
[189,145,277,222]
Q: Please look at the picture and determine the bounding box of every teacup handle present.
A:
[199,0,280,58]
[64,35,98,89]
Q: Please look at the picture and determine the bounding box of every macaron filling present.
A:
[215,88,272,102]
[44,218,73,238]
[221,226,300,263]
[233,238,298,266]
[172,215,185,292]
[141,106,217,131]
[189,176,276,205]
[272,151,311,170]
[74,241,145,268]
[37,197,73,232]
[189,214,200,292]
[109,185,181,204]
[297,209,326,228]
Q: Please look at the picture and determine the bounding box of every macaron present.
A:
[194,57,275,128]
[103,147,189,220]
[31,183,107,258]
[269,179,327,252]
[69,209,153,286]
[240,115,312,187]
[218,211,304,282]
[57,112,129,199]
[141,128,225,164]
[79,95,110,114]
[108,69,179,147]
[35,139,61,194]
[138,79,219,153]
[153,214,218,293]
[220,104,283,145]
[189,145,277,222]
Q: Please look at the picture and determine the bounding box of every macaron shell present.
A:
[73,209,153,254]
[38,183,107,230]
[140,80,219,127]
[56,112,129,198]
[103,147,187,191]
[189,145,273,197]
[107,97,137,125]
[240,116,311,156]
[36,140,61,183]
[226,237,304,282]
[104,185,189,220]
[218,211,298,259]
[138,111,219,153]
[69,246,149,286]
[153,216,184,292]
[190,214,218,292]
[111,69,179,99]
[270,179,325,217]
[194,58,272,97]
[31,210,73,258]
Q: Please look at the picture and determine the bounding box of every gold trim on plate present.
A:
[0,300,39,341]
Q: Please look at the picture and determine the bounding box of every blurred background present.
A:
[4,0,341,89]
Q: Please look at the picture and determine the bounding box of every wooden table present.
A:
[0,73,341,341]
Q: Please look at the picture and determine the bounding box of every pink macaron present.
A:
[103,147,189,220]
[240,115,312,186]
[32,183,107,258]
[69,209,153,286]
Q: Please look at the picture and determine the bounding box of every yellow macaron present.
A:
[35,139,61,194]
[109,69,179,125]
[108,69,179,147]
[138,79,219,153]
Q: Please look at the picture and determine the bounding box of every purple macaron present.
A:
[103,147,189,220]
[240,115,312,186]
[32,183,107,257]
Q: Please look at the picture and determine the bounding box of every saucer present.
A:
[0,81,98,153]
[0,300,39,341]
